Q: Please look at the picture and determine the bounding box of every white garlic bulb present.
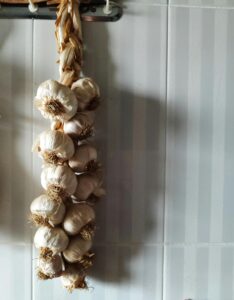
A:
[61,265,87,291]
[33,130,75,164]
[63,111,95,140]
[34,226,69,254]
[74,173,105,201]
[71,77,100,111]
[37,254,63,279]
[68,143,98,172]
[63,204,95,236]
[30,194,65,226]
[34,80,78,121]
[41,164,77,197]
[63,236,92,263]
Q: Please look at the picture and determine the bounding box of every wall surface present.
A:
[0,0,234,299]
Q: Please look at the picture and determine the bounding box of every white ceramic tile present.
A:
[170,0,234,7]
[0,20,33,244]
[165,7,234,243]
[164,245,234,300]
[82,3,167,245]
[0,244,32,300]
[33,245,163,300]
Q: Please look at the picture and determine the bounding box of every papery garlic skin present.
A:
[35,80,78,121]
[63,204,95,235]
[63,111,95,139]
[71,77,100,111]
[63,236,92,263]
[74,173,105,201]
[38,254,63,278]
[35,130,75,164]
[34,226,69,254]
[41,164,77,196]
[61,265,87,291]
[68,144,97,172]
[30,194,65,226]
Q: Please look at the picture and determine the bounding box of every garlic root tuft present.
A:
[37,270,51,280]
[79,222,96,241]
[29,214,51,227]
[46,184,69,200]
[43,151,65,165]
[39,247,54,260]
[42,98,66,116]
[76,251,95,270]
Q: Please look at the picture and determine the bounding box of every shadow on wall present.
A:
[0,21,39,244]
[82,18,184,284]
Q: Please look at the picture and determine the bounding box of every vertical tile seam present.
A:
[31,19,35,300]
[162,1,170,300]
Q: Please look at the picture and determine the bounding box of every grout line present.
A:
[96,242,234,247]
[122,1,234,9]
[169,4,234,9]
[162,3,170,299]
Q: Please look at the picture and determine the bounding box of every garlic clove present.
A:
[50,120,63,131]
[61,265,87,291]
[63,111,95,140]
[37,254,63,279]
[30,194,65,226]
[74,173,104,201]
[68,144,98,172]
[63,236,92,263]
[41,164,77,198]
[63,204,95,236]
[34,130,75,164]
[34,226,69,254]
[71,77,100,111]
[34,80,78,121]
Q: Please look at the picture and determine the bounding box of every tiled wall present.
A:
[1,1,234,299]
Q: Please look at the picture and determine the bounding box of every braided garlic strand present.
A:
[31,0,104,291]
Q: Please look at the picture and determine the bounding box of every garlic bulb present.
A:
[63,111,95,140]
[41,164,77,198]
[61,265,87,291]
[37,254,63,279]
[68,143,98,172]
[71,77,100,111]
[63,204,95,236]
[63,236,92,263]
[30,194,65,226]
[34,80,78,121]
[74,173,105,201]
[33,130,75,164]
[34,226,69,254]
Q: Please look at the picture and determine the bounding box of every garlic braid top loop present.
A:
[55,0,83,87]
